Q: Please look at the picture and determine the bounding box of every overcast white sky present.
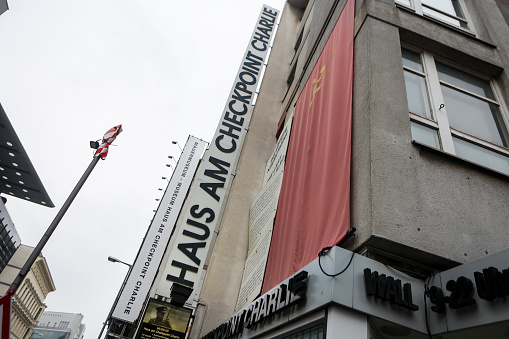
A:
[0,0,286,337]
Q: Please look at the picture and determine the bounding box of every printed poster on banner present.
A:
[112,136,207,323]
[136,298,192,339]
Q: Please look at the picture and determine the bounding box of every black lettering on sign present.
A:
[276,283,288,311]
[203,271,309,339]
[166,261,198,288]
[220,121,242,140]
[474,266,509,301]
[204,157,230,182]
[376,273,388,300]
[247,299,260,329]
[243,303,254,329]
[183,205,215,241]
[363,268,419,311]
[445,276,476,309]
[200,157,231,201]
[184,219,210,240]
[256,294,268,323]
[384,277,400,304]
[291,270,309,303]
[402,283,419,311]
[428,286,446,313]
[233,83,252,102]
[364,268,378,296]
[177,242,205,266]
[215,135,236,153]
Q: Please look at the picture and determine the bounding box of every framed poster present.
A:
[137,299,192,339]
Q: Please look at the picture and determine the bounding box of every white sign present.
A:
[156,5,280,301]
[248,173,282,252]
[263,115,292,184]
[112,136,207,323]
[235,116,292,310]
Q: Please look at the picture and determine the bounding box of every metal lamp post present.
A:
[8,125,122,294]
[97,256,132,339]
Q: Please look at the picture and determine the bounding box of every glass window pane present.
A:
[441,85,508,146]
[436,62,495,99]
[282,324,324,339]
[453,137,509,175]
[404,71,431,119]
[411,122,440,148]
[402,48,423,72]
[396,0,412,6]
[422,0,465,27]
[422,0,459,16]
[423,8,461,27]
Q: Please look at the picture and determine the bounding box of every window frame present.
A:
[395,0,476,36]
[271,318,325,339]
[402,45,509,173]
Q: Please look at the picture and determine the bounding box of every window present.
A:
[287,58,298,86]
[396,0,473,32]
[402,47,509,175]
[0,220,17,273]
[274,323,324,339]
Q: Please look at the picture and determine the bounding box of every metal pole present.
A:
[9,156,101,293]
[97,261,132,339]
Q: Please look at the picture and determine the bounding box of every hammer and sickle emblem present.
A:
[309,65,326,107]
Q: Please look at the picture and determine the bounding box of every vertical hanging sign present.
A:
[112,136,207,323]
[156,5,280,301]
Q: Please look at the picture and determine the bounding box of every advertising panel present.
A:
[155,5,280,302]
[262,0,355,293]
[137,299,192,339]
[112,136,207,323]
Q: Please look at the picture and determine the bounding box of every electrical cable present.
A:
[423,274,434,339]
[318,246,355,277]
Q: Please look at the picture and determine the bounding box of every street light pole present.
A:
[98,257,132,339]
[171,141,182,152]
[8,125,122,294]
[108,256,131,267]
[9,156,100,292]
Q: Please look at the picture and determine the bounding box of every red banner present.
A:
[262,0,354,293]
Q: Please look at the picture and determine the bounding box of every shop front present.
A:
[202,247,509,338]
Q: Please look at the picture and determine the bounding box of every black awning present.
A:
[0,103,54,207]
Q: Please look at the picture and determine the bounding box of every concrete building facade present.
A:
[103,0,509,338]
[31,311,86,339]
[191,0,509,338]
[0,245,56,339]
